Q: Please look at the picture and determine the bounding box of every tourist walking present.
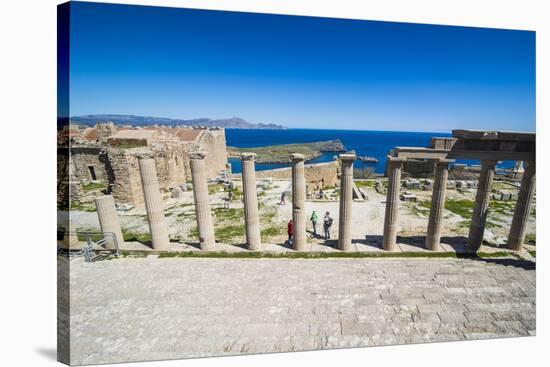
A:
[223,191,233,209]
[280,191,287,205]
[310,210,319,237]
[323,211,333,240]
[287,219,293,244]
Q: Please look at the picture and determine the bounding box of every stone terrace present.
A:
[67,256,535,365]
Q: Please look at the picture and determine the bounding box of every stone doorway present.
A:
[88,165,97,181]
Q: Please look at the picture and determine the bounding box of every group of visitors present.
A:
[316,210,333,240]
[225,187,335,245]
[287,210,333,244]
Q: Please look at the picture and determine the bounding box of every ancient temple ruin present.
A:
[389,129,535,252]
[63,128,536,255]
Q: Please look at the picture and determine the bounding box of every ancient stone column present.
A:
[241,153,261,250]
[383,156,405,251]
[190,152,215,249]
[338,153,356,251]
[507,160,536,251]
[425,159,453,251]
[138,157,170,250]
[95,195,125,250]
[291,153,307,251]
[466,160,497,252]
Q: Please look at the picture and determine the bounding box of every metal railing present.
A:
[58,231,120,262]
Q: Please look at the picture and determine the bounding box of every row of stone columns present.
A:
[288,152,358,251]
[94,156,172,251]
[466,159,536,252]
[95,153,264,251]
[93,152,535,254]
[383,157,455,252]
[382,157,535,253]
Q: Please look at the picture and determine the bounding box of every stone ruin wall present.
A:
[402,159,436,178]
[68,145,190,209]
[304,161,339,188]
[108,148,148,208]
[64,127,229,208]
[195,128,228,178]
[59,147,114,205]
[57,149,70,209]
[70,147,112,184]
[150,145,188,190]
[254,161,339,187]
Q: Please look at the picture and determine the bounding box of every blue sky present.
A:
[68,1,535,132]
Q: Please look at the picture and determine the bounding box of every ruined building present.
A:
[58,122,228,208]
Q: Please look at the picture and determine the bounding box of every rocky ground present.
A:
[65,256,536,365]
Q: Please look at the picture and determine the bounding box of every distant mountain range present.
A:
[70,114,286,129]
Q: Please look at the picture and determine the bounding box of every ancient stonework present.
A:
[190,152,216,250]
[95,195,125,249]
[425,159,452,251]
[291,154,307,251]
[60,123,228,208]
[337,154,355,251]
[253,160,339,188]
[59,126,535,255]
[139,157,171,250]
[383,156,405,251]
[241,153,262,250]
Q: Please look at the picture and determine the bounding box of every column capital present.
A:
[434,158,455,166]
[136,153,154,160]
[241,152,257,161]
[291,153,305,162]
[435,158,455,164]
[386,155,406,166]
[95,195,116,208]
[339,153,356,162]
[189,151,207,160]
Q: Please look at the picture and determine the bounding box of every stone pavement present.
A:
[67,257,535,365]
